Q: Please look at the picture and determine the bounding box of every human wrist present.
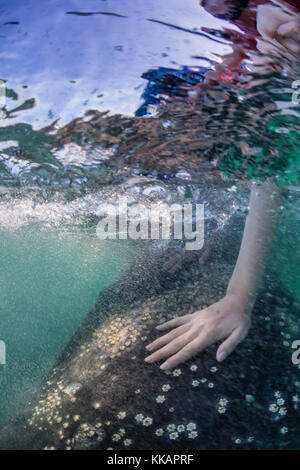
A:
[225,288,256,314]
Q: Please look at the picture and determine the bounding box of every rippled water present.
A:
[0,0,299,449]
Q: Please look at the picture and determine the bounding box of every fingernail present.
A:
[145,345,153,351]
[217,351,227,362]
[160,362,169,370]
[156,325,163,330]
[145,356,154,363]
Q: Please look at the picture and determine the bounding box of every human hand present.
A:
[256,3,300,57]
[145,294,251,370]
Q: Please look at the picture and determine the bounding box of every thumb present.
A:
[216,327,248,362]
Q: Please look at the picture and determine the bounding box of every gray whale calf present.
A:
[0,179,299,450]
[0,253,299,450]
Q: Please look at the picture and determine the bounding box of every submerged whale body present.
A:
[0,179,299,450]
[0,250,299,450]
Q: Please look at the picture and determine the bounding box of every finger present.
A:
[145,332,193,364]
[146,324,189,352]
[159,334,214,370]
[156,314,192,331]
[216,327,248,362]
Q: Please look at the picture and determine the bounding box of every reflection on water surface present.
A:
[0,0,299,450]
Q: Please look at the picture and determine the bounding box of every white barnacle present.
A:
[135,413,144,423]
[186,422,196,431]
[172,369,182,377]
[169,432,179,440]
[155,428,164,437]
[142,417,153,427]
[156,395,166,404]
[188,431,198,439]
[219,398,228,406]
[167,424,176,432]
[269,403,278,413]
[192,380,200,387]
[190,365,198,372]
[278,407,287,416]
[218,406,226,414]
[123,439,132,446]
[63,383,82,395]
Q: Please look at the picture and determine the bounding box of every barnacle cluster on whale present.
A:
[0,241,299,450]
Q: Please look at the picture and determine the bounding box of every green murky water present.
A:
[0,225,133,424]
[271,203,300,302]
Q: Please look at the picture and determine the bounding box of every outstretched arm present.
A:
[145,180,282,369]
[226,180,282,309]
